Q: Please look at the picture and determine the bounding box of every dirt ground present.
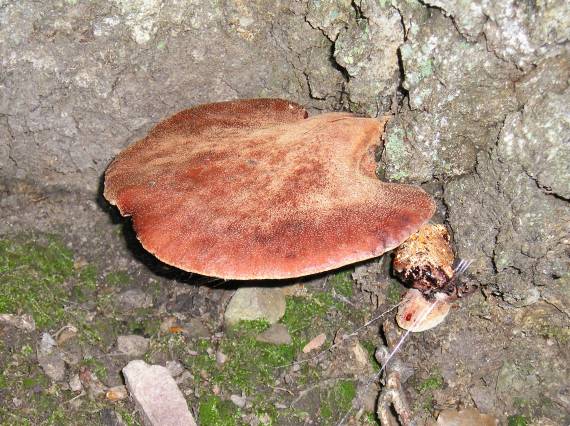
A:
[0,178,568,425]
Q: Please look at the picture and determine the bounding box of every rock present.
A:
[333,1,404,115]
[184,318,210,339]
[351,342,369,369]
[382,11,520,183]
[69,374,83,392]
[436,407,498,426]
[117,289,153,310]
[123,360,197,426]
[215,351,227,365]
[175,370,194,385]
[37,333,66,382]
[55,324,78,345]
[106,385,128,401]
[0,313,35,331]
[117,335,150,357]
[302,333,326,353]
[165,360,185,378]
[256,324,292,345]
[469,385,496,413]
[224,287,286,327]
[230,393,247,408]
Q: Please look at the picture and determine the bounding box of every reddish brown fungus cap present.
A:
[104,98,435,279]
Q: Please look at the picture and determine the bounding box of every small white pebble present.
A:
[230,394,247,408]
[216,351,227,365]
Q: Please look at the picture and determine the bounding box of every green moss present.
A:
[386,280,404,305]
[540,324,570,343]
[416,373,444,393]
[22,371,49,389]
[0,236,74,329]
[80,358,108,381]
[314,291,346,313]
[360,340,381,372]
[105,270,131,287]
[182,320,297,394]
[127,308,160,336]
[199,395,241,426]
[362,412,380,424]
[217,320,295,392]
[320,380,357,424]
[114,407,142,426]
[79,264,98,288]
[282,296,325,336]
[20,344,34,357]
[329,270,354,298]
[508,414,528,426]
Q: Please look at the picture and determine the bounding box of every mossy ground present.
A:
[2,231,566,425]
[0,235,144,425]
[0,235,379,425]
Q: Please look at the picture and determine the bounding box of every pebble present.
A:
[55,324,78,345]
[302,333,326,353]
[215,351,227,365]
[224,287,286,326]
[117,335,150,357]
[69,374,83,392]
[230,394,247,408]
[256,324,292,345]
[123,360,197,426]
[351,342,369,368]
[106,385,128,402]
[184,318,210,339]
[175,370,194,385]
[159,317,210,339]
[0,313,36,331]
[436,408,498,425]
[37,333,66,382]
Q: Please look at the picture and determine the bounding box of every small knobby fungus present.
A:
[393,224,454,296]
[104,98,435,280]
[393,224,475,332]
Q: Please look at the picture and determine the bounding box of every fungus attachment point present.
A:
[392,224,475,331]
[393,224,454,296]
[104,99,435,280]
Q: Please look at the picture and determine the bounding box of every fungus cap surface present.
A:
[104,98,435,279]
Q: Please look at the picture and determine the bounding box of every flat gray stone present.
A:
[256,324,292,345]
[117,335,149,357]
[123,360,197,426]
[37,333,66,382]
[224,287,286,327]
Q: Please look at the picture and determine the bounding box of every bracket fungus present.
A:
[104,98,435,280]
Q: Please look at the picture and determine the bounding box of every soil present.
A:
[0,181,568,425]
